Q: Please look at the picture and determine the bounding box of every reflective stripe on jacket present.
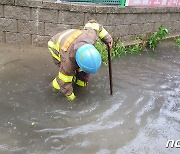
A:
[84,21,112,45]
[84,22,108,39]
[48,29,81,62]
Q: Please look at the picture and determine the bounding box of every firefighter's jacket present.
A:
[48,23,113,99]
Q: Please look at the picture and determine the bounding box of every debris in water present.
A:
[31,122,35,127]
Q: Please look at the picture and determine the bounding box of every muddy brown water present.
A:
[0,41,179,154]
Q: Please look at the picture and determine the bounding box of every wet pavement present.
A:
[0,41,180,154]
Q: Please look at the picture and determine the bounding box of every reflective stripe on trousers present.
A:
[73,76,86,87]
[52,72,73,89]
[66,92,76,101]
[52,78,60,90]
[51,72,75,100]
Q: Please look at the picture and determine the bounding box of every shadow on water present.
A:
[0,41,179,154]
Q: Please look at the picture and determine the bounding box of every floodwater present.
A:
[0,41,179,154]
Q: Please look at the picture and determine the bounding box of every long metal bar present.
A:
[107,46,113,95]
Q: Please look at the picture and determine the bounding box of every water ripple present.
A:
[43,120,123,142]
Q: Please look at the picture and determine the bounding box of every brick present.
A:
[115,7,178,14]
[116,7,129,14]
[121,35,133,41]
[84,13,107,25]
[96,5,117,14]
[116,7,152,14]
[29,0,43,8]
[161,22,172,31]
[130,13,153,24]
[70,3,96,13]
[129,24,143,35]
[174,8,180,13]
[168,7,180,13]
[4,5,30,20]
[0,4,3,17]
[57,2,71,11]
[170,30,179,35]
[159,8,172,13]
[169,13,180,22]
[130,13,147,24]
[161,13,171,22]
[123,14,139,24]
[0,0,14,5]
[0,31,5,42]
[107,14,125,26]
[114,24,129,38]
[18,20,44,35]
[6,32,31,44]
[71,24,84,29]
[136,14,149,24]
[130,8,147,14]
[153,22,162,32]
[45,22,71,36]
[154,22,171,32]
[42,1,58,10]
[142,7,163,14]
[0,18,17,32]
[116,7,147,14]
[171,21,180,32]
[15,0,43,7]
[176,21,180,32]
[103,25,116,38]
[146,13,162,23]
[141,23,154,34]
[32,35,50,47]
[59,11,84,25]
[32,8,58,23]
[15,0,31,6]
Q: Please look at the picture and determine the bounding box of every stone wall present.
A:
[0,0,180,47]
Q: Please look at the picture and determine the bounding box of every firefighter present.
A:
[48,20,113,101]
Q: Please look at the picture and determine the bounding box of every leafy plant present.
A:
[95,41,108,64]
[175,37,180,48]
[111,41,126,58]
[95,25,169,64]
[126,44,142,54]
[147,26,168,50]
[95,40,142,64]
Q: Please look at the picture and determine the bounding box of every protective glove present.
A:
[75,71,90,83]
[101,34,113,49]
[108,41,113,49]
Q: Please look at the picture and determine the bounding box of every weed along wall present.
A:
[0,0,180,47]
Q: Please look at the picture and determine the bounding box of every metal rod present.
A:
[107,46,113,95]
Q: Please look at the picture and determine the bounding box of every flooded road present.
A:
[0,41,179,154]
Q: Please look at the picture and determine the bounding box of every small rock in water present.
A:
[31,122,35,126]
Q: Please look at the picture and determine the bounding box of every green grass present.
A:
[147,26,168,50]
